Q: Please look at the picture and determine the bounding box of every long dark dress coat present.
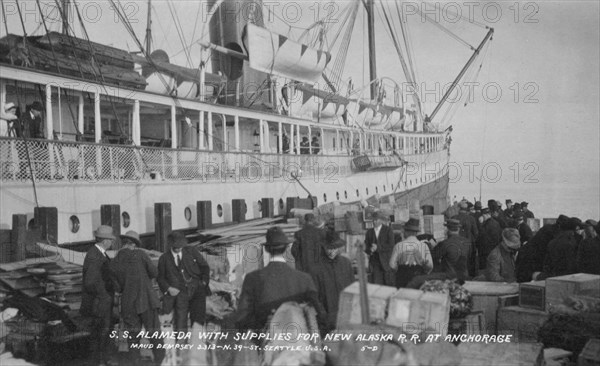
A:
[313,253,354,331]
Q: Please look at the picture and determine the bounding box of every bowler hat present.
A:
[121,230,141,246]
[488,200,499,211]
[168,232,188,248]
[521,201,529,207]
[265,226,291,247]
[323,231,345,250]
[502,228,521,250]
[506,199,512,204]
[95,225,115,240]
[30,101,43,111]
[404,218,420,232]
[571,217,583,230]
[445,219,461,231]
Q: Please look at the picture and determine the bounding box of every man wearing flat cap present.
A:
[485,228,520,282]
[312,231,354,331]
[436,219,471,281]
[81,225,116,366]
[364,210,396,286]
[235,226,326,332]
[111,231,164,365]
[157,232,210,333]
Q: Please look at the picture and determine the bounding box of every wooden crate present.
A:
[337,282,397,326]
[463,281,519,334]
[459,342,544,366]
[578,338,600,366]
[520,281,546,311]
[546,273,600,310]
[497,306,550,343]
[386,288,450,337]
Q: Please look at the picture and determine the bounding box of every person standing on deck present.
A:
[504,199,514,219]
[81,225,116,366]
[522,202,535,220]
[157,232,210,333]
[1,102,18,137]
[485,228,521,282]
[577,222,600,275]
[515,211,533,244]
[437,219,471,281]
[312,231,354,332]
[389,218,433,288]
[235,227,326,333]
[537,218,581,280]
[452,201,478,277]
[110,231,165,366]
[364,211,396,286]
[292,213,326,277]
[477,208,502,271]
[19,101,44,139]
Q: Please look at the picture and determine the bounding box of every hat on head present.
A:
[583,219,598,227]
[506,199,512,204]
[571,217,583,230]
[404,218,420,232]
[557,214,569,227]
[502,228,521,250]
[4,102,15,111]
[521,201,529,207]
[481,207,490,215]
[467,201,474,209]
[513,203,521,209]
[323,231,345,250]
[30,101,43,111]
[304,213,316,224]
[474,201,482,209]
[488,199,499,211]
[121,230,141,246]
[168,232,188,248]
[445,219,461,231]
[265,226,291,247]
[95,225,115,240]
[513,211,524,220]
[459,201,468,210]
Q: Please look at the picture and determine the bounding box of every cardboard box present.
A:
[546,273,600,310]
[497,306,550,343]
[459,342,544,366]
[337,282,397,326]
[520,281,546,311]
[578,338,600,366]
[386,288,450,337]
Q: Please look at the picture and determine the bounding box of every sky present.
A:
[1,0,599,218]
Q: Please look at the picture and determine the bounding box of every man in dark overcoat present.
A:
[110,230,164,365]
[157,232,210,333]
[312,231,354,332]
[452,202,479,276]
[538,218,581,279]
[291,213,326,276]
[437,219,471,281]
[477,208,502,271]
[235,226,326,332]
[81,225,116,366]
[364,211,396,286]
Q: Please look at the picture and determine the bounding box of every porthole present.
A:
[258,200,262,212]
[217,204,223,217]
[122,212,131,228]
[336,192,340,200]
[278,198,284,210]
[69,215,80,233]
[344,191,348,199]
[323,194,327,202]
[184,207,192,222]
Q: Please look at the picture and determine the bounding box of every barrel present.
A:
[463,281,519,334]
[421,205,434,215]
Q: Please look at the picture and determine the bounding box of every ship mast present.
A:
[145,0,152,53]
[61,0,69,35]
[365,0,377,100]
[430,27,494,121]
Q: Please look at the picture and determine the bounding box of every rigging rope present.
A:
[416,8,475,50]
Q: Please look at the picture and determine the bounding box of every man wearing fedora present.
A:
[389,218,433,288]
[81,225,116,366]
[485,228,521,282]
[291,213,326,277]
[364,211,396,286]
[157,232,210,333]
[235,226,325,332]
[111,231,164,365]
[19,101,44,139]
[312,231,354,332]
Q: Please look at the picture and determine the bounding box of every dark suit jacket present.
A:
[110,248,160,317]
[81,245,114,317]
[291,225,326,274]
[19,111,43,139]
[235,262,325,331]
[157,246,210,294]
[452,212,479,243]
[364,224,395,272]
